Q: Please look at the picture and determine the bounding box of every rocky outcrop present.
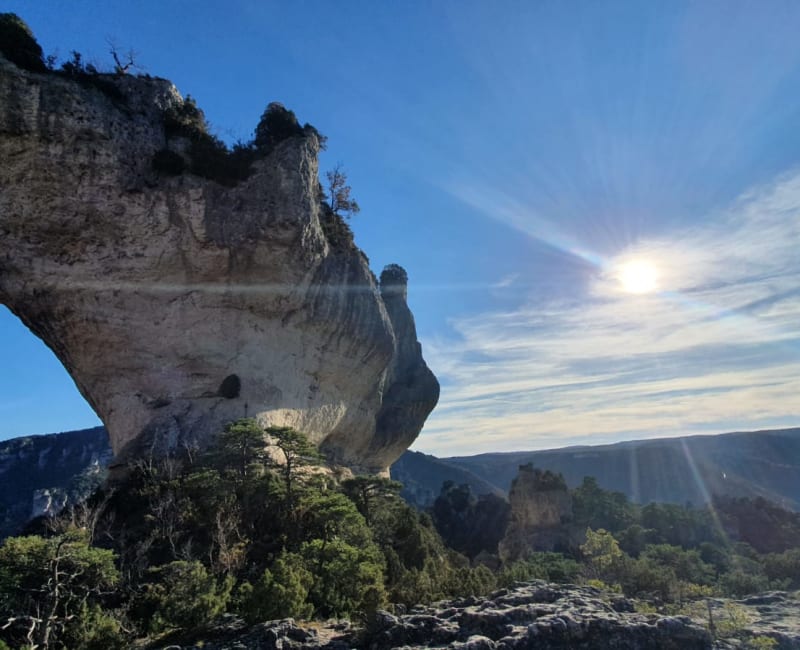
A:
[152,585,800,649]
[154,582,719,649]
[499,464,572,561]
[0,55,438,473]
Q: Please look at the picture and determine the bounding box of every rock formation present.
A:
[0,54,438,473]
[499,464,572,561]
[151,581,731,649]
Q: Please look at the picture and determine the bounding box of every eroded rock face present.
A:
[156,582,719,649]
[0,56,438,473]
[499,464,572,561]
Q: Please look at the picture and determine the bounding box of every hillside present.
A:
[3,426,799,538]
[0,426,111,538]
[389,449,503,507]
[440,427,800,510]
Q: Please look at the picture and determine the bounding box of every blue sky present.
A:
[2,1,800,455]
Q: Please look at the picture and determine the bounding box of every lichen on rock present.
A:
[0,53,438,474]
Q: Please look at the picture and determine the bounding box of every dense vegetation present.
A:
[0,420,495,648]
[4,420,798,649]
[1,13,358,250]
[431,473,800,607]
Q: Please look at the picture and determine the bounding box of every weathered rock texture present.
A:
[0,55,438,473]
[499,464,572,561]
[155,582,723,649]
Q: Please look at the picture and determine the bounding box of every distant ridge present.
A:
[1,426,798,539]
[398,427,800,510]
[0,427,111,538]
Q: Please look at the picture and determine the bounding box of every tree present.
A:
[237,551,313,622]
[326,164,360,218]
[135,560,233,633]
[580,528,624,581]
[300,538,385,617]
[342,476,402,527]
[107,39,138,75]
[210,418,269,480]
[266,426,321,511]
[0,531,119,649]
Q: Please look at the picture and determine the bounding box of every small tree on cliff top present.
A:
[326,163,360,219]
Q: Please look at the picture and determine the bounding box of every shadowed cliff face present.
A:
[0,55,438,473]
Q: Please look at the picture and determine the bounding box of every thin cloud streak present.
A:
[417,170,800,457]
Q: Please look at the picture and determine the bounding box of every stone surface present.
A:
[0,427,111,538]
[153,582,724,649]
[0,56,438,473]
[499,464,573,561]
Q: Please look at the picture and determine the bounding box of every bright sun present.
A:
[617,259,659,294]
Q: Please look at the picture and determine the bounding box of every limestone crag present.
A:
[499,464,573,561]
[154,582,720,649]
[0,55,438,473]
[154,585,800,649]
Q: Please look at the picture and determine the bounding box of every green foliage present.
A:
[236,551,313,622]
[431,482,510,559]
[254,102,304,152]
[580,528,624,581]
[762,548,800,588]
[639,544,715,585]
[136,560,233,633]
[210,417,269,480]
[572,476,637,532]
[640,502,722,548]
[266,425,322,513]
[301,538,385,618]
[498,552,581,586]
[161,96,256,186]
[713,495,800,554]
[342,476,402,526]
[0,13,46,72]
[61,603,128,650]
[0,531,119,649]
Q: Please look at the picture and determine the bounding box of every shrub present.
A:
[254,102,304,152]
[0,13,46,72]
[237,551,313,622]
[136,560,234,633]
[301,538,385,617]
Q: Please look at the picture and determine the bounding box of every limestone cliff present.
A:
[0,54,438,473]
[499,464,572,561]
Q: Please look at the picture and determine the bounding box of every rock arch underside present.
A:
[0,55,439,473]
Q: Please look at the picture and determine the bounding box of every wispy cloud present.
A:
[418,171,800,456]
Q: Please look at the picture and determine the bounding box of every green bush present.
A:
[498,552,581,586]
[136,560,233,633]
[301,538,385,618]
[0,13,46,72]
[236,551,313,622]
[0,532,119,649]
[254,102,304,152]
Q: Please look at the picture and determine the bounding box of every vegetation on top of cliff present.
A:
[1,13,359,251]
[0,13,47,73]
[514,462,568,491]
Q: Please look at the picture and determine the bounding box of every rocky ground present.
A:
[151,581,800,649]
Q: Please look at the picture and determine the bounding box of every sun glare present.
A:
[617,259,659,294]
